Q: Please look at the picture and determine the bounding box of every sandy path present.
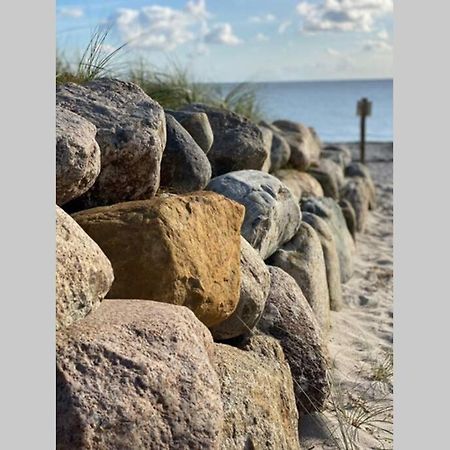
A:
[301,143,394,450]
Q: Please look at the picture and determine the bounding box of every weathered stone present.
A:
[322,144,352,168]
[302,212,343,311]
[73,192,244,327]
[259,125,273,172]
[345,162,377,209]
[273,120,321,170]
[307,159,345,199]
[339,199,357,239]
[259,121,291,172]
[207,170,301,260]
[273,169,324,202]
[267,222,330,330]
[340,177,370,233]
[57,300,223,450]
[182,104,269,176]
[302,196,355,283]
[259,267,329,415]
[56,106,101,206]
[56,206,113,330]
[213,333,301,450]
[159,114,211,193]
[57,79,166,209]
[211,237,270,340]
[166,109,214,153]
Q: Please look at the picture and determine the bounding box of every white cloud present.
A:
[112,1,241,50]
[278,20,292,34]
[205,23,242,45]
[255,33,269,42]
[297,0,393,33]
[377,29,389,40]
[59,7,84,19]
[249,13,276,24]
[362,28,392,53]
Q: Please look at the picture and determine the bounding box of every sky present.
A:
[56,0,394,83]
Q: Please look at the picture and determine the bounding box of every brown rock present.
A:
[56,300,223,450]
[273,169,324,202]
[56,206,113,330]
[307,158,345,199]
[213,333,301,450]
[73,192,244,327]
[340,177,370,232]
[339,198,357,240]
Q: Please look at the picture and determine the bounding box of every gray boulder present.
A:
[302,196,355,283]
[57,79,166,209]
[56,206,114,330]
[302,212,343,311]
[207,170,301,259]
[259,121,291,171]
[258,266,329,415]
[211,237,270,340]
[267,222,330,331]
[307,158,345,199]
[160,114,211,193]
[340,177,371,233]
[322,144,352,168]
[182,104,269,176]
[339,199,357,239]
[57,300,223,450]
[214,333,301,450]
[166,109,214,153]
[56,106,101,206]
[345,162,377,209]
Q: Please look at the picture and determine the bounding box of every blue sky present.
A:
[56,0,394,82]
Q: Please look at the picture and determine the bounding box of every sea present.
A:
[219,79,393,143]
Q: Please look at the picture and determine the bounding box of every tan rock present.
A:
[56,206,113,330]
[273,169,324,201]
[56,300,223,450]
[73,192,244,327]
[213,334,301,450]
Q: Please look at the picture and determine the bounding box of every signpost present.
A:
[357,97,372,163]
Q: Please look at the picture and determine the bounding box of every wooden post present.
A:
[357,97,372,164]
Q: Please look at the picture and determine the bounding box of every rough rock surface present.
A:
[182,104,269,176]
[159,114,211,193]
[258,267,329,415]
[321,144,352,168]
[259,125,273,172]
[302,196,355,283]
[273,120,321,170]
[213,333,301,450]
[340,177,370,233]
[57,79,166,208]
[273,169,324,202]
[211,237,271,340]
[339,199,357,239]
[56,106,101,206]
[166,109,214,153]
[73,192,244,327]
[207,170,301,260]
[259,121,291,172]
[345,162,377,209]
[267,222,330,330]
[56,206,113,330]
[302,212,343,311]
[307,159,345,199]
[56,300,223,450]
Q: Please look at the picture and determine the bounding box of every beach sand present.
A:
[301,142,394,450]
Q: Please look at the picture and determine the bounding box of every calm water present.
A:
[220,79,393,142]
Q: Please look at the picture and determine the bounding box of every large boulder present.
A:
[207,170,301,260]
[302,212,343,311]
[307,158,345,199]
[210,237,271,340]
[213,333,301,450]
[339,198,357,239]
[267,222,330,330]
[159,114,211,193]
[182,104,269,176]
[345,162,377,209]
[57,300,223,450]
[321,144,352,168]
[73,192,244,327]
[273,169,324,202]
[272,120,321,170]
[57,79,166,209]
[56,106,101,206]
[259,121,291,172]
[340,177,370,233]
[258,267,329,415]
[56,206,113,330]
[166,109,214,153]
[302,196,355,283]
